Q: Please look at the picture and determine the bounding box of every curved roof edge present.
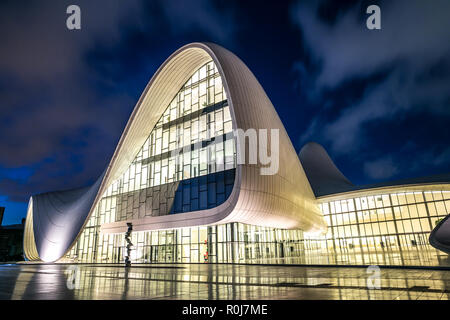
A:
[317,173,450,200]
[299,142,353,197]
[299,142,450,198]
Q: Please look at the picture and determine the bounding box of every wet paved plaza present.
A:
[1,262,450,300]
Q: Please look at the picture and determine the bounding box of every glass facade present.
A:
[65,188,450,264]
[303,190,450,257]
[65,222,305,263]
[103,60,236,222]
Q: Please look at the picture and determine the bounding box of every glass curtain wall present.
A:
[65,222,305,263]
[101,60,236,223]
[64,185,450,264]
[303,190,450,254]
[65,60,241,263]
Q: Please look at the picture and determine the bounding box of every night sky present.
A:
[1,0,449,225]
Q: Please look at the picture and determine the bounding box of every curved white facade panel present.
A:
[24,42,326,262]
[24,174,104,262]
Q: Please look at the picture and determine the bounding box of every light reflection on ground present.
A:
[1,262,450,300]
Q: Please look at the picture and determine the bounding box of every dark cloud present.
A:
[0,0,145,167]
[292,0,450,89]
[155,0,236,44]
[363,156,398,180]
[0,0,237,222]
[291,0,450,181]
[1,0,449,225]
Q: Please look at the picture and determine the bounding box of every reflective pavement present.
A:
[1,263,450,300]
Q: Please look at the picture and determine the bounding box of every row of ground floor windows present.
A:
[65,223,305,263]
[64,223,444,264]
[72,242,304,263]
[304,232,431,251]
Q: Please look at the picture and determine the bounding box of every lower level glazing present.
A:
[62,188,450,264]
[64,222,305,263]
[305,189,450,255]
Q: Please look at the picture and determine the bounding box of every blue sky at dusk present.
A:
[1,0,450,225]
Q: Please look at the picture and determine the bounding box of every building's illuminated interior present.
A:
[63,189,450,264]
[303,189,450,261]
[92,60,235,222]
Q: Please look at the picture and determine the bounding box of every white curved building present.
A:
[24,42,326,263]
[24,43,450,264]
